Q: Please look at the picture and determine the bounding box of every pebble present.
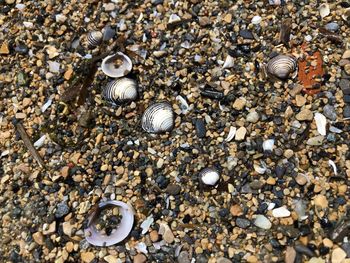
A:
[236,218,251,229]
[343,50,350,59]
[325,22,339,32]
[246,111,260,123]
[168,14,181,24]
[32,232,44,245]
[314,194,328,209]
[0,42,10,54]
[48,61,60,73]
[235,127,247,141]
[344,106,350,118]
[230,204,243,216]
[217,257,231,263]
[239,29,254,39]
[61,166,70,178]
[5,0,15,4]
[232,97,246,110]
[307,136,324,146]
[323,105,337,120]
[177,251,191,263]
[162,227,174,243]
[309,258,325,263]
[295,174,308,185]
[295,95,306,107]
[81,252,95,263]
[104,255,118,263]
[272,206,291,218]
[251,15,262,24]
[195,119,206,138]
[254,215,272,229]
[166,184,181,195]
[340,79,350,94]
[133,254,147,263]
[296,109,313,121]
[331,248,347,263]
[150,230,159,242]
[55,202,70,218]
[285,247,296,263]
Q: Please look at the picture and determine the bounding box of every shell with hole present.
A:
[101,52,132,78]
[266,54,297,80]
[141,102,174,133]
[87,31,103,48]
[102,77,138,104]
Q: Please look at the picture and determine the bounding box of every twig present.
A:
[15,121,46,169]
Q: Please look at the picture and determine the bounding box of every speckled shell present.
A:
[266,54,297,80]
[199,168,220,186]
[102,78,138,104]
[87,31,103,48]
[141,102,174,133]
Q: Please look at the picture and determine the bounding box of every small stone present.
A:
[63,221,76,236]
[104,3,115,11]
[168,14,181,24]
[340,79,350,95]
[235,127,247,141]
[55,202,70,218]
[343,50,350,59]
[15,113,26,119]
[33,232,44,245]
[236,218,251,229]
[43,221,56,235]
[5,0,15,4]
[81,252,95,263]
[295,174,308,185]
[162,226,174,243]
[55,14,67,23]
[325,22,339,32]
[331,248,346,263]
[296,109,313,121]
[285,247,296,263]
[254,215,272,229]
[100,164,108,171]
[272,206,291,218]
[323,105,337,121]
[133,254,147,263]
[64,68,74,80]
[22,98,31,108]
[145,167,153,177]
[251,15,262,24]
[150,230,159,242]
[61,166,70,178]
[166,184,181,195]
[314,194,328,209]
[232,97,246,110]
[104,255,118,263]
[247,255,258,263]
[223,13,232,23]
[48,61,60,73]
[323,238,333,248]
[177,251,191,263]
[246,111,259,123]
[0,42,10,54]
[198,17,210,27]
[284,149,294,159]
[266,177,276,185]
[230,204,243,216]
[307,136,324,146]
[295,95,306,107]
[217,257,231,263]
[239,29,254,39]
[309,258,325,263]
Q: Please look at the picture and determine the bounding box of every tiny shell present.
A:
[102,78,138,104]
[84,200,134,246]
[314,113,327,136]
[225,127,237,142]
[222,55,234,69]
[200,168,220,186]
[87,31,103,48]
[254,163,266,174]
[319,3,330,18]
[267,54,297,80]
[101,52,132,78]
[176,95,190,114]
[328,160,337,175]
[141,102,174,133]
[262,139,275,151]
[251,16,262,25]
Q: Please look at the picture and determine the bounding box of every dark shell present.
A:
[141,102,174,133]
[87,31,103,48]
[102,78,138,104]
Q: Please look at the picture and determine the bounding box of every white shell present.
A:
[342,8,350,22]
[328,160,337,175]
[222,55,234,69]
[84,200,134,246]
[87,31,103,48]
[176,95,190,114]
[101,52,132,78]
[319,3,330,18]
[263,139,275,151]
[267,54,297,80]
[141,102,174,133]
[102,78,138,104]
[200,168,220,186]
[314,113,327,136]
[251,16,262,25]
[225,126,237,142]
[254,163,266,174]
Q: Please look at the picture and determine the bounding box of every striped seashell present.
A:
[199,168,220,186]
[87,31,103,48]
[102,78,138,104]
[266,54,297,80]
[101,52,132,78]
[141,102,174,133]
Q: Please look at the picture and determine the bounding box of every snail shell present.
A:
[101,52,132,78]
[87,31,103,48]
[200,168,220,186]
[141,102,174,133]
[266,54,297,80]
[102,78,138,104]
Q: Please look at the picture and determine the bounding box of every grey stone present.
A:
[166,184,181,195]
[178,251,191,263]
[236,218,251,229]
[339,79,350,94]
[55,202,69,218]
[239,29,254,39]
[103,25,116,41]
[325,22,339,32]
[217,257,231,263]
[344,106,350,118]
[323,105,337,120]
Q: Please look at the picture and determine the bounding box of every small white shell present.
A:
[200,168,220,186]
[102,78,138,104]
[87,31,103,48]
[328,160,337,175]
[263,139,275,151]
[101,52,132,78]
[142,102,174,133]
[225,126,237,142]
[251,16,262,25]
[267,54,297,80]
[222,55,234,69]
[176,95,190,114]
[314,113,327,136]
[319,3,330,18]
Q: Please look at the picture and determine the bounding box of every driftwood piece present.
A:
[280,18,292,46]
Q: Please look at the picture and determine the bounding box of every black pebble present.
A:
[195,119,206,138]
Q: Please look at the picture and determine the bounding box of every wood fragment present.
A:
[15,121,46,169]
[280,18,292,46]
[318,27,343,44]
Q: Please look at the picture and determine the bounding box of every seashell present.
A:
[328,160,337,175]
[342,8,350,23]
[319,3,330,18]
[176,95,190,114]
[87,31,103,48]
[262,139,274,151]
[84,200,134,246]
[314,112,327,136]
[225,126,237,142]
[266,54,297,80]
[101,52,132,78]
[102,77,138,104]
[199,168,220,186]
[222,55,234,69]
[251,15,262,25]
[141,102,174,133]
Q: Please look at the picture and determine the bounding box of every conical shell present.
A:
[87,31,103,48]
[101,52,133,78]
[200,168,220,186]
[102,78,138,104]
[266,54,297,80]
[141,102,174,133]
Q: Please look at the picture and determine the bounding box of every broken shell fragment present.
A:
[319,3,330,19]
[84,200,134,246]
[342,8,350,23]
[87,31,103,48]
[200,168,220,186]
[102,77,138,104]
[222,55,234,69]
[314,112,327,136]
[266,54,297,80]
[141,102,175,133]
[101,52,132,78]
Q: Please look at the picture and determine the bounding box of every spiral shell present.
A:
[101,52,133,78]
[102,78,138,104]
[266,54,297,80]
[87,31,103,48]
[199,168,220,186]
[141,102,174,133]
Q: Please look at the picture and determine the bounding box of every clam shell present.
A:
[266,54,297,80]
[200,168,220,186]
[342,8,350,23]
[319,3,330,18]
[101,52,132,78]
[141,102,174,133]
[87,31,103,48]
[102,78,138,104]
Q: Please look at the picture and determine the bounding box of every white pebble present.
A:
[263,139,275,151]
[251,15,262,25]
[254,215,272,229]
[272,206,291,218]
[34,135,46,149]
